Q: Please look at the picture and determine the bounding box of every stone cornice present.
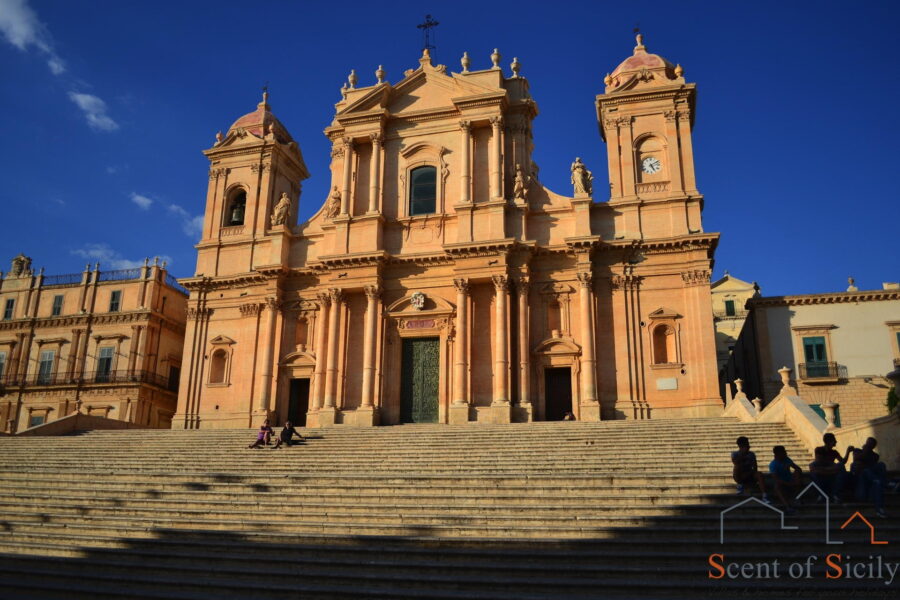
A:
[752,289,900,307]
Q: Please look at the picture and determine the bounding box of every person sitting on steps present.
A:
[769,445,803,514]
[731,436,770,503]
[810,432,852,503]
[851,437,888,518]
[272,421,303,449]
[248,419,274,449]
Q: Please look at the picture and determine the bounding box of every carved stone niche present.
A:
[647,307,683,368]
[538,282,574,339]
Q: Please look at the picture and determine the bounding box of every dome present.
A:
[226,92,294,144]
[604,34,683,93]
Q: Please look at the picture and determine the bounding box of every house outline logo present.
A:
[719,497,797,544]
[796,481,843,545]
[841,511,889,545]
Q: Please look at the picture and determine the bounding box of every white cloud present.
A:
[71,243,171,271]
[168,204,204,238]
[0,0,64,74]
[130,192,153,210]
[68,92,119,131]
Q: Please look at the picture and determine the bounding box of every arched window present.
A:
[652,325,677,364]
[409,166,436,215]
[209,349,228,384]
[225,190,247,226]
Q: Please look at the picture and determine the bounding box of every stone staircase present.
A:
[0,418,896,599]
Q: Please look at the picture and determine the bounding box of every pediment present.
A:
[281,348,316,366]
[209,335,236,346]
[648,307,682,320]
[539,282,575,296]
[533,336,581,355]
[386,292,455,314]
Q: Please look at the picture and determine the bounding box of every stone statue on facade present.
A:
[10,254,32,278]
[570,157,593,196]
[270,192,291,227]
[513,163,529,202]
[326,186,341,219]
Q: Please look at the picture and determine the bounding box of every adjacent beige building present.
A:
[723,282,900,426]
[710,272,759,370]
[0,255,188,432]
[175,35,723,429]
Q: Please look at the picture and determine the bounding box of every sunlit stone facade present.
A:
[175,36,722,429]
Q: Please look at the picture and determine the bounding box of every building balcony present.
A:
[713,309,748,320]
[798,362,847,383]
[3,370,174,391]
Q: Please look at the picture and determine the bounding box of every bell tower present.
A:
[196,92,309,277]
[597,34,701,240]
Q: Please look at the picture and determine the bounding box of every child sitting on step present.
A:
[248,420,274,449]
[769,445,803,514]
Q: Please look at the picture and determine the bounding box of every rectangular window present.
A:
[37,350,55,384]
[3,299,14,320]
[0,351,6,380]
[97,346,114,382]
[28,415,45,428]
[51,295,64,316]
[803,336,829,377]
[724,300,736,317]
[109,290,122,312]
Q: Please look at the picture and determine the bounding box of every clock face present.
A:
[641,156,662,174]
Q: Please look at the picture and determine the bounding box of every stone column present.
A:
[311,293,330,412]
[361,285,381,408]
[448,278,470,424]
[577,272,600,419]
[340,137,353,215]
[489,116,503,200]
[459,121,472,204]
[321,288,343,425]
[256,298,278,413]
[368,133,382,213]
[492,275,510,405]
[517,277,532,412]
[127,325,143,377]
[67,329,82,379]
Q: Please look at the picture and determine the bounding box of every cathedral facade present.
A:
[174,36,721,429]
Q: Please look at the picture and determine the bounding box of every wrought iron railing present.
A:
[5,370,171,389]
[799,362,846,380]
[97,268,144,282]
[42,272,83,287]
[713,309,748,319]
[165,273,189,296]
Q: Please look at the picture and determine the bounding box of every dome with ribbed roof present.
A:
[226,92,294,144]
[604,34,683,93]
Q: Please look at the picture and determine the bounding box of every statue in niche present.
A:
[10,254,32,278]
[513,163,529,201]
[570,157,593,196]
[270,192,291,227]
[410,291,426,311]
[326,186,341,219]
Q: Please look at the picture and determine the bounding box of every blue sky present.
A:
[1,0,897,295]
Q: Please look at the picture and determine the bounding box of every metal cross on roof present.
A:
[417,14,439,53]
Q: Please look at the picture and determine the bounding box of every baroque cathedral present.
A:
[174,35,721,429]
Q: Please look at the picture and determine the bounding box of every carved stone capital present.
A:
[208,167,228,180]
[516,276,530,296]
[264,297,280,311]
[663,109,677,122]
[316,292,331,306]
[615,116,632,128]
[329,288,345,304]
[364,284,382,299]
[681,269,711,286]
[489,115,504,128]
[239,303,262,317]
[459,120,472,133]
[342,136,353,148]
[610,274,642,291]
[369,132,383,146]
[576,272,592,288]
[491,274,509,292]
[453,278,470,294]
[331,146,345,159]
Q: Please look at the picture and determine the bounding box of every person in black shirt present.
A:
[851,437,887,518]
[810,432,853,502]
[731,436,770,503]
[272,421,303,449]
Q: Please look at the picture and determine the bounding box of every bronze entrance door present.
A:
[544,367,572,421]
[400,337,440,423]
